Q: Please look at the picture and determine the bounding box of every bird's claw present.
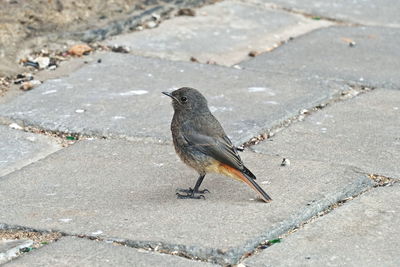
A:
[176,188,210,194]
[176,192,206,200]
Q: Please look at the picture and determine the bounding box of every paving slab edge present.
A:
[240,172,400,263]
[244,83,376,147]
[0,81,375,148]
[0,169,374,265]
[262,0,400,28]
[229,170,374,264]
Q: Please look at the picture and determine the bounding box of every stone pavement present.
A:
[244,184,400,266]
[5,237,215,267]
[0,0,399,266]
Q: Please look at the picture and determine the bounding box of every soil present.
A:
[0,0,211,77]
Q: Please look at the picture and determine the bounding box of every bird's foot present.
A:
[175,188,209,200]
[176,187,210,194]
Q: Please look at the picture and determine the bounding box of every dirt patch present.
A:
[0,0,212,77]
[0,230,62,248]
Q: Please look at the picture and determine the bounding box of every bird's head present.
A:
[163,87,209,113]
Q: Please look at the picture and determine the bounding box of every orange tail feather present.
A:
[217,163,272,202]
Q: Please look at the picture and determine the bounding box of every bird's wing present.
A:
[181,115,244,170]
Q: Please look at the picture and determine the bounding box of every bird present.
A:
[163,87,272,202]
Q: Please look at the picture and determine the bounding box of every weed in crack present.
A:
[238,171,398,263]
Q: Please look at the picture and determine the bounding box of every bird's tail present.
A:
[219,163,272,202]
[241,168,272,202]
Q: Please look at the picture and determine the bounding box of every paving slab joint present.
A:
[62,0,212,43]
[73,234,226,265]
[264,2,360,26]
[0,115,174,146]
[235,171,374,264]
[364,173,399,187]
[243,82,377,148]
[237,171,398,264]
[0,223,221,265]
[0,170,384,265]
[0,116,100,146]
[0,224,63,264]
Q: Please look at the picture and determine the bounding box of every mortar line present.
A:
[0,223,222,265]
[241,82,377,149]
[0,82,377,149]
[237,172,399,264]
[2,172,395,265]
[0,118,175,147]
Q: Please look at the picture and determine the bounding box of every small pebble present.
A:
[248,51,259,57]
[9,123,23,130]
[68,44,92,57]
[281,158,290,166]
[151,13,160,21]
[91,230,103,236]
[190,56,199,62]
[177,8,196,16]
[146,21,157,28]
[300,109,309,115]
[20,80,41,91]
[111,45,130,53]
[35,56,50,69]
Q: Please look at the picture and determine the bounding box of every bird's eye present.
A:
[180,96,187,102]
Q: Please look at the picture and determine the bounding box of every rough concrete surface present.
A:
[242,26,400,89]
[106,0,331,65]
[0,52,348,145]
[244,183,400,267]
[0,239,33,265]
[1,0,399,265]
[0,139,373,264]
[252,88,400,178]
[0,125,62,178]
[262,0,400,26]
[5,237,214,266]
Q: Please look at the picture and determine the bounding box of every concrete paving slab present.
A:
[0,52,348,145]
[242,26,400,89]
[105,1,331,66]
[0,125,62,178]
[5,236,214,266]
[244,183,400,266]
[262,0,400,26]
[0,239,33,265]
[252,89,400,178]
[0,139,373,264]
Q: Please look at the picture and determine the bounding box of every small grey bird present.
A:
[163,87,272,202]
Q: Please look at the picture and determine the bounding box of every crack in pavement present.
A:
[2,171,396,265]
[243,82,376,149]
[0,82,377,150]
[236,0,360,26]
[0,164,375,265]
[237,171,400,264]
[0,223,219,265]
[0,118,174,147]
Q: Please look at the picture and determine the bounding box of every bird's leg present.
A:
[176,174,209,199]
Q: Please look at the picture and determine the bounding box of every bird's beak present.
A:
[162,91,173,98]
[162,91,179,102]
